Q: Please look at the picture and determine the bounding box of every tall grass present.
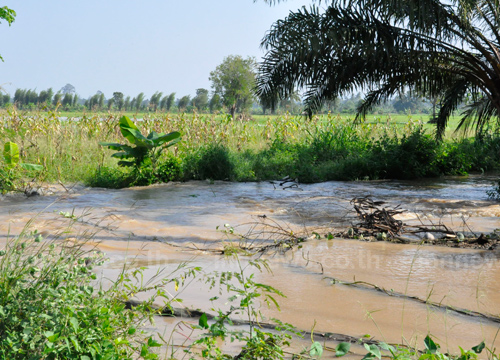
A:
[1,109,499,189]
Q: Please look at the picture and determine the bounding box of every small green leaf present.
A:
[20,163,43,171]
[119,116,140,144]
[3,141,20,168]
[69,317,79,332]
[335,342,351,357]
[472,341,485,354]
[364,344,381,359]
[45,331,60,343]
[199,313,209,329]
[147,337,162,347]
[378,342,395,352]
[424,335,438,354]
[310,341,323,358]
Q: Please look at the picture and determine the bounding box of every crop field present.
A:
[0,109,498,192]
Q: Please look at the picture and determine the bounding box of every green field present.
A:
[0,109,498,192]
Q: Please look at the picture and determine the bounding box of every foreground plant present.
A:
[0,214,197,359]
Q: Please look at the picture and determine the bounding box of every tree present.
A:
[107,98,114,111]
[160,95,168,111]
[72,94,79,108]
[60,83,76,94]
[149,91,163,111]
[192,88,209,111]
[14,89,25,106]
[0,6,16,62]
[113,92,124,111]
[46,88,54,106]
[124,96,131,111]
[53,92,63,107]
[210,55,257,119]
[62,93,73,108]
[209,93,222,113]
[177,95,191,111]
[135,92,145,111]
[98,93,105,110]
[257,0,500,138]
[166,92,176,111]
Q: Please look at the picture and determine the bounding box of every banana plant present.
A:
[99,116,181,170]
[3,142,43,171]
[1,141,43,193]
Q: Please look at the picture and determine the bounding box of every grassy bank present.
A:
[0,110,499,191]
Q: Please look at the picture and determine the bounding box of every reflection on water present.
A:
[0,176,499,353]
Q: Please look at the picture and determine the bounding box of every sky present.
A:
[1,0,312,100]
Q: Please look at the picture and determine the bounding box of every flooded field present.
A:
[1,175,499,356]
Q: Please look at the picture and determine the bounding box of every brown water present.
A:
[1,176,499,355]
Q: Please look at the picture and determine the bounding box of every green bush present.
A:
[0,226,170,359]
[185,144,235,181]
[86,166,132,189]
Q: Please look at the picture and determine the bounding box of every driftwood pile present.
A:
[345,196,499,249]
[350,196,405,237]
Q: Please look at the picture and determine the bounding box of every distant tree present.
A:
[124,96,131,111]
[113,92,124,111]
[62,93,73,108]
[166,92,176,111]
[130,97,136,111]
[209,55,256,118]
[160,95,168,110]
[53,92,63,107]
[192,88,209,111]
[25,89,38,105]
[107,98,114,111]
[149,91,163,111]
[278,91,301,114]
[46,88,54,106]
[38,89,49,104]
[88,93,100,110]
[3,94,10,106]
[177,95,191,111]
[0,6,16,61]
[135,92,145,111]
[98,93,105,109]
[393,94,423,114]
[13,89,24,106]
[209,93,222,113]
[72,94,79,108]
[60,83,76,94]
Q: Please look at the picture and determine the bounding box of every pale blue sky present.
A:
[1,0,311,99]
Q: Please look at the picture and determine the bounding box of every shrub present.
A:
[86,165,132,189]
[186,144,235,181]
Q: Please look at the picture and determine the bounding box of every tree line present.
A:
[2,85,440,116]
[2,54,441,117]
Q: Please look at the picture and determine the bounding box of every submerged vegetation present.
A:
[0,110,499,192]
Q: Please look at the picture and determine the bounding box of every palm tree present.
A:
[257,0,500,138]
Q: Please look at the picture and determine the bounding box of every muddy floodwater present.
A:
[1,175,500,356]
